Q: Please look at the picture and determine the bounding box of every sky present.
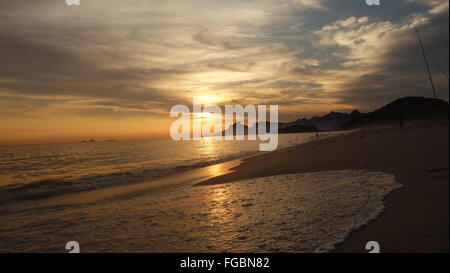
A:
[0,0,448,145]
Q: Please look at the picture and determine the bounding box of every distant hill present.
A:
[340,97,449,130]
[283,109,361,131]
[214,121,316,136]
[253,121,317,134]
[279,123,317,133]
[217,122,250,136]
[211,97,448,136]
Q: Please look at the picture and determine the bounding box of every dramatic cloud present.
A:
[0,0,448,144]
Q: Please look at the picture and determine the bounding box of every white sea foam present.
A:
[0,169,401,252]
[139,169,402,253]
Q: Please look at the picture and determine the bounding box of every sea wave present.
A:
[0,132,328,203]
[0,152,254,203]
[0,169,402,252]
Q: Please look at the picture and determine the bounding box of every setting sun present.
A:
[196,112,215,119]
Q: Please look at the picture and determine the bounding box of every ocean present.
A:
[0,132,401,253]
[0,132,326,202]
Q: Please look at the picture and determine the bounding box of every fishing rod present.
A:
[414,26,437,99]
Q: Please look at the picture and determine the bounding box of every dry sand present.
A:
[197,126,449,253]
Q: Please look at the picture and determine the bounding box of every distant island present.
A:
[79,139,96,143]
[79,139,116,143]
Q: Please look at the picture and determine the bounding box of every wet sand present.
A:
[197,126,449,253]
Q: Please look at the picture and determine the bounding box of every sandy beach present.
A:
[198,125,449,253]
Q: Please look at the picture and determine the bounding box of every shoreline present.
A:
[0,132,327,203]
[196,125,449,253]
[1,126,447,252]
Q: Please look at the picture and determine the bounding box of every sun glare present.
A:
[200,96,219,104]
[196,112,214,119]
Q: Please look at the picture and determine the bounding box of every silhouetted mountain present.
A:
[284,110,361,131]
[350,109,361,116]
[215,122,250,136]
[210,97,448,136]
[214,120,317,136]
[254,121,317,134]
[279,123,317,133]
[252,121,279,133]
[340,97,449,130]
